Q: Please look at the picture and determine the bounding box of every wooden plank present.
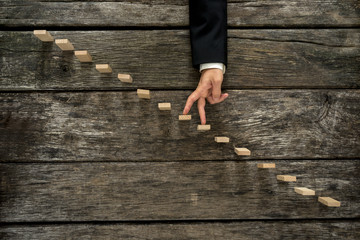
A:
[74,50,92,62]
[117,74,132,83]
[0,90,359,162]
[33,30,54,42]
[319,197,341,207]
[1,221,359,239]
[294,187,316,196]
[0,160,359,221]
[277,175,297,182]
[0,30,359,90]
[55,39,74,51]
[96,64,112,73]
[137,89,150,99]
[1,1,359,27]
[215,136,230,143]
[197,124,211,131]
[158,102,171,111]
[179,114,191,121]
[258,163,276,169]
[235,147,251,156]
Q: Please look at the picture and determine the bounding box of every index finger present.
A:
[183,89,202,115]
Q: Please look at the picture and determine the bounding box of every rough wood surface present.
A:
[1,30,359,90]
[1,0,359,27]
[1,221,359,240]
[1,0,359,236]
[0,160,359,222]
[0,90,359,162]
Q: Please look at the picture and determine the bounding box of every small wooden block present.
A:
[234,147,251,156]
[158,103,171,110]
[179,115,191,121]
[33,30,54,42]
[55,39,74,51]
[118,74,133,83]
[74,50,92,62]
[197,125,211,131]
[257,163,276,168]
[215,137,230,143]
[137,89,150,99]
[318,197,341,207]
[277,175,296,182]
[96,64,112,73]
[294,187,315,196]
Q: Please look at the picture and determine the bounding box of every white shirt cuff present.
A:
[200,63,226,74]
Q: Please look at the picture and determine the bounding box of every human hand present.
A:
[183,68,229,125]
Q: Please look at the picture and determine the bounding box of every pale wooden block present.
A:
[74,50,92,62]
[257,163,276,168]
[96,64,112,73]
[179,115,191,121]
[318,197,341,207]
[294,187,315,196]
[55,39,74,51]
[190,193,199,206]
[137,89,150,99]
[197,125,211,131]
[277,175,297,182]
[33,30,54,42]
[215,136,230,143]
[118,74,133,83]
[158,103,171,110]
[234,147,251,156]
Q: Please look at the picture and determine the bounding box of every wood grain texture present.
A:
[1,0,359,235]
[0,160,359,222]
[1,30,359,90]
[1,221,359,240]
[0,160,360,222]
[1,0,359,27]
[0,90,359,162]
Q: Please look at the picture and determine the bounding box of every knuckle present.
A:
[213,77,223,84]
[189,96,197,102]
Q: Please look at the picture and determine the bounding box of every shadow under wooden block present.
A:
[234,147,251,156]
[75,50,92,62]
[96,64,112,73]
[55,39,74,51]
[118,74,133,83]
[158,103,171,110]
[277,175,296,182]
[34,30,54,42]
[318,197,341,207]
[294,187,315,196]
[137,89,150,99]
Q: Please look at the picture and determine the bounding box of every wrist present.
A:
[200,63,226,74]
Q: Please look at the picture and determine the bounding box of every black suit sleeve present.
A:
[189,0,227,69]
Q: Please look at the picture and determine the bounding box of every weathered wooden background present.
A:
[1,0,360,239]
